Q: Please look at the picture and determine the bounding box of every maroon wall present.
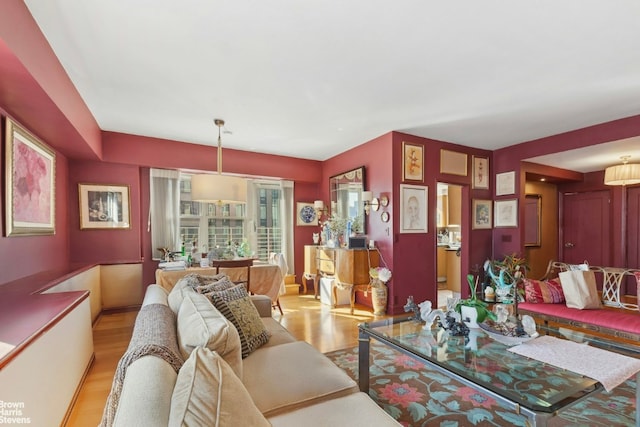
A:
[68,160,143,263]
[322,132,394,307]
[494,118,640,265]
[0,123,70,284]
[389,133,493,312]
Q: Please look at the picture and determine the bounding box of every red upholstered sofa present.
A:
[518,262,640,342]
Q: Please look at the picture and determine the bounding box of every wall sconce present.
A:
[604,156,640,186]
[314,200,328,217]
[362,191,373,215]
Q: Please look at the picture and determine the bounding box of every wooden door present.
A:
[561,190,611,265]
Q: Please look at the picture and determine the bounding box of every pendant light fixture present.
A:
[603,155,640,186]
[191,119,247,203]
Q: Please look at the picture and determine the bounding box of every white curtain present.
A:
[150,168,181,260]
[245,179,259,256]
[280,180,295,275]
[246,179,295,274]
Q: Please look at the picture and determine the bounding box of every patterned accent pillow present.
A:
[523,277,565,303]
[176,273,203,289]
[206,284,270,358]
[195,274,235,294]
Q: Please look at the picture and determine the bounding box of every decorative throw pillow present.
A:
[169,347,270,427]
[167,274,202,313]
[206,284,270,358]
[523,277,565,304]
[195,274,235,294]
[177,292,243,378]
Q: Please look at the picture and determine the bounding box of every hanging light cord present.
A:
[214,118,225,175]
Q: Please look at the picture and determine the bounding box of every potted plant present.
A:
[456,274,496,327]
[322,214,348,247]
[485,253,528,303]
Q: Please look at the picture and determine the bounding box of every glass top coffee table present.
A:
[358,315,640,426]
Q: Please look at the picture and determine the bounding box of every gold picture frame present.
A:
[296,202,318,226]
[472,156,489,189]
[79,183,131,229]
[4,117,56,236]
[524,194,541,246]
[472,199,492,229]
[440,149,468,176]
[402,142,423,182]
[400,184,428,233]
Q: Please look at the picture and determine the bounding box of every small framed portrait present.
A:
[496,171,516,196]
[400,184,428,233]
[494,199,518,228]
[4,117,56,236]
[79,183,131,229]
[440,149,468,176]
[402,142,423,182]
[472,199,492,229]
[472,156,489,189]
[296,202,318,226]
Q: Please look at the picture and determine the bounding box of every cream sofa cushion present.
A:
[260,317,297,348]
[112,356,177,427]
[242,341,359,416]
[168,275,200,313]
[169,347,270,427]
[177,292,243,378]
[268,392,401,427]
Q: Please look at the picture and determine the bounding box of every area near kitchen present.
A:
[436,183,462,293]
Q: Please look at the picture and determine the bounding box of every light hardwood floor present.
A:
[65,293,388,426]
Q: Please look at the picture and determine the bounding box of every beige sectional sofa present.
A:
[102,279,400,426]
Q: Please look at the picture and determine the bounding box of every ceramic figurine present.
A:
[403,296,421,321]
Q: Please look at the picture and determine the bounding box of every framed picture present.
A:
[440,149,468,176]
[79,183,131,229]
[524,194,541,246]
[494,199,518,228]
[472,199,492,229]
[296,202,318,226]
[496,171,516,196]
[400,184,428,233]
[4,118,56,236]
[472,156,489,189]
[402,142,423,182]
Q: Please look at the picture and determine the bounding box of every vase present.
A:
[371,283,388,315]
[460,305,480,328]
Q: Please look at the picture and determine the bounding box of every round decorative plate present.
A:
[381,211,390,223]
[299,205,317,224]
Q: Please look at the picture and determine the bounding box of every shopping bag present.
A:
[558,270,601,309]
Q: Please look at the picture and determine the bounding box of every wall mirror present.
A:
[524,194,541,246]
[330,166,366,233]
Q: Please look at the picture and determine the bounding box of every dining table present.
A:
[155,263,284,304]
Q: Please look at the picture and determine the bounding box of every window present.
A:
[178,175,284,262]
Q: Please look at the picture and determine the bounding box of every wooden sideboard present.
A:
[303,245,379,313]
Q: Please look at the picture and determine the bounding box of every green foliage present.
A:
[456,274,496,322]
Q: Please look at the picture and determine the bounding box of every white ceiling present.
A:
[24,1,640,170]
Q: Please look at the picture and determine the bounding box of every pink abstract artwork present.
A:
[13,136,53,224]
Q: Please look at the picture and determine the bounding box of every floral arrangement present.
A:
[323,214,348,234]
[369,266,392,288]
[485,253,528,287]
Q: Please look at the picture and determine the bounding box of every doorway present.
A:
[436,183,463,298]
